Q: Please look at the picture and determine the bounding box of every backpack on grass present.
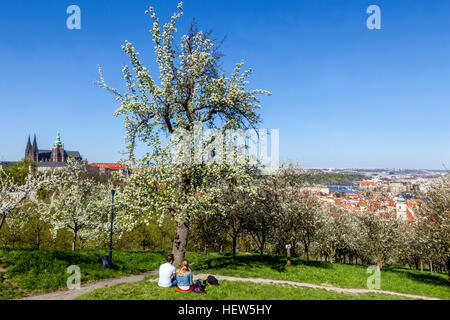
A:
[203,275,219,286]
[194,280,206,294]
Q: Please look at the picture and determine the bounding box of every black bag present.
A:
[204,275,219,286]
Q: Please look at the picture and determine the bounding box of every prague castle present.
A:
[25,131,82,165]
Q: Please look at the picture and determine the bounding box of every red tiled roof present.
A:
[89,163,128,170]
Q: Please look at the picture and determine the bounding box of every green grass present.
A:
[0,248,167,299]
[184,253,450,300]
[1,249,448,300]
[76,279,413,300]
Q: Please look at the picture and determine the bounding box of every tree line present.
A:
[1,160,448,278]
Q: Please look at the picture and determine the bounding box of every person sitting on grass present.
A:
[176,259,194,292]
[158,254,177,288]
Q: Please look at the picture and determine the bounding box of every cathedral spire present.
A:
[26,135,31,150]
[32,134,39,162]
[32,134,37,149]
[54,129,63,147]
[25,135,32,159]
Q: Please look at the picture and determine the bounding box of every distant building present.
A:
[0,161,14,169]
[89,163,130,176]
[25,131,82,165]
[300,186,330,195]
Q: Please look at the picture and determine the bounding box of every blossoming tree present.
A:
[44,159,120,251]
[0,164,49,232]
[97,2,270,263]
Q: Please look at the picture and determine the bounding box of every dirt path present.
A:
[189,274,441,300]
[20,271,440,300]
[20,270,158,300]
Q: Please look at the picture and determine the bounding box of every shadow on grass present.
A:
[1,248,167,276]
[384,266,449,288]
[193,254,333,274]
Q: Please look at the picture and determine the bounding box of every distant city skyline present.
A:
[0,0,449,169]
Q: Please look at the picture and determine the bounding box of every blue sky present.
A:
[0,0,449,169]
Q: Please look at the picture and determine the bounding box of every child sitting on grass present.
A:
[176,259,194,292]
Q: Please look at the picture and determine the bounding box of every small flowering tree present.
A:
[44,159,115,251]
[27,197,51,249]
[246,177,277,257]
[357,210,401,271]
[209,164,259,258]
[416,175,449,276]
[97,1,270,264]
[0,164,49,232]
[316,207,357,264]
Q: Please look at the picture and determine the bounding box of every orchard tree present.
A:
[26,199,51,250]
[394,220,422,270]
[4,210,26,248]
[189,208,227,263]
[97,2,270,264]
[316,207,357,264]
[357,210,401,271]
[213,166,258,258]
[45,159,116,251]
[266,165,310,263]
[0,164,49,231]
[416,175,449,276]
[293,194,324,262]
[246,177,276,257]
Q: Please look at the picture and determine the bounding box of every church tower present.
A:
[50,130,66,162]
[25,135,32,160]
[32,134,39,162]
[396,189,407,220]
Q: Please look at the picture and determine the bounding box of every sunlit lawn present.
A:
[185,253,449,300]
[0,248,167,299]
[76,277,413,300]
[1,249,448,300]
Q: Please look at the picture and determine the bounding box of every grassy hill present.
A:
[76,276,413,300]
[0,249,448,300]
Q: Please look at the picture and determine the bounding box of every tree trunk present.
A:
[72,232,77,251]
[172,215,190,265]
[36,230,40,250]
[232,234,238,258]
[205,245,211,268]
[376,261,382,272]
[429,260,433,275]
[0,214,6,231]
[259,235,265,257]
[291,238,297,257]
[447,257,450,283]
[420,259,423,272]
[205,245,210,261]
[286,246,291,266]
